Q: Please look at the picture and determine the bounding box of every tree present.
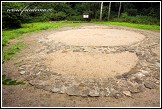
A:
[118,2,122,18]
[108,2,111,21]
[99,2,103,21]
[2,2,25,29]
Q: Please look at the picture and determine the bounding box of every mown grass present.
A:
[95,22,160,30]
[2,21,80,63]
[2,21,80,46]
[2,21,159,63]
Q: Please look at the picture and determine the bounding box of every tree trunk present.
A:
[108,2,111,21]
[99,2,103,21]
[118,2,122,18]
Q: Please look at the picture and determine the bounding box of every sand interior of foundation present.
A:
[44,51,139,79]
[48,27,145,46]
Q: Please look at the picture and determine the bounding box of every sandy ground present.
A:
[45,51,138,78]
[48,27,145,46]
[2,24,160,107]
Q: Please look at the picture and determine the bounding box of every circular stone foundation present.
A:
[48,28,145,46]
[44,51,138,79]
[16,25,160,97]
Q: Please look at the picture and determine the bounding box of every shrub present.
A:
[112,14,159,25]
[50,12,67,21]
[67,15,83,21]
[2,12,22,29]
[127,9,138,16]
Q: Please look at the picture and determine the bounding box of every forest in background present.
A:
[2,2,160,29]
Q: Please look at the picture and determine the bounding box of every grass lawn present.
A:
[2,21,80,62]
[2,21,80,46]
[2,21,160,63]
[95,22,160,30]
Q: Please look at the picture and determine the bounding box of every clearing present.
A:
[2,24,160,107]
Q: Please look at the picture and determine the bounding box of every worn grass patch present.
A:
[2,42,24,63]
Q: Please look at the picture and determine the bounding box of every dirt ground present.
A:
[2,24,160,107]
[44,51,138,78]
[2,85,160,107]
[48,26,145,46]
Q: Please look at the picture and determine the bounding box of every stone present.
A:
[60,85,67,93]
[155,62,160,67]
[105,87,111,96]
[99,88,106,96]
[104,49,110,54]
[134,73,145,78]
[51,82,64,93]
[115,75,123,79]
[20,71,26,75]
[133,70,149,78]
[129,86,140,93]
[144,81,156,89]
[73,48,81,52]
[140,70,149,75]
[137,85,145,92]
[122,91,131,97]
[29,80,46,89]
[51,87,60,92]
[89,88,100,97]
[80,89,89,96]
[113,92,123,99]
[18,67,24,71]
[133,77,143,84]
[66,85,80,96]
[155,80,160,84]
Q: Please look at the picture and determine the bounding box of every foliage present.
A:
[67,15,83,21]
[2,75,25,85]
[50,12,67,21]
[126,9,138,16]
[112,14,160,25]
[2,2,160,29]
[2,2,23,29]
[2,22,80,63]
[2,22,80,47]
[95,21,160,30]
[2,42,24,63]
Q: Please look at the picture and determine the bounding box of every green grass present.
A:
[2,21,80,46]
[2,21,159,63]
[2,21,80,63]
[95,22,160,30]
[2,42,24,63]
[2,74,25,85]
[111,15,160,25]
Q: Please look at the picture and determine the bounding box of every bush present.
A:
[112,15,159,25]
[2,12,22,29]
[50,12,67,21]
[121,12,128,18]
[91,19,99,22]
[127,9,138,16]
[2,2,24,29]
[67,15,83,21]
